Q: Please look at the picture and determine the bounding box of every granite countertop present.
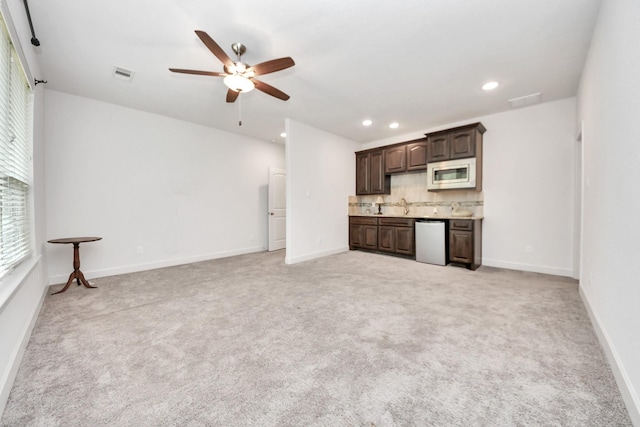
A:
[350,213,484,220]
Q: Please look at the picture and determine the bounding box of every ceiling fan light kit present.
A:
[223,74,255,93]
[169,31,294,103]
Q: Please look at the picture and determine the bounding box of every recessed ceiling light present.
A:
[362,119,373,126]
[482,81,499,91]
[280,132,287,138]
[389,122,399,129]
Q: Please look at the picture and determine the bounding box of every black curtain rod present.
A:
[22,0,40,46]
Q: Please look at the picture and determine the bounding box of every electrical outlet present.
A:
[525,244,533,253]
[136,246,144,255]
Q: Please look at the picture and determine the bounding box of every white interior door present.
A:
[268,167,286,251]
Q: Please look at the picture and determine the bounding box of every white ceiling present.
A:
[26,0,601,143]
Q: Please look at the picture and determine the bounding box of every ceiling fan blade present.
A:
[248,57,295,76]
[195,30,234,68]
[253,79,290,101]
[226,89,239,103]
[169,68,225,77]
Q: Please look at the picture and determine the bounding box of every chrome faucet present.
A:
[400,198,409,215]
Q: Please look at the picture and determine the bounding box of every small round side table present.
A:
[48,237,102,295]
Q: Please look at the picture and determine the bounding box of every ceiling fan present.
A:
[169,30,295,103]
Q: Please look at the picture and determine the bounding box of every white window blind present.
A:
[0,16,33,280]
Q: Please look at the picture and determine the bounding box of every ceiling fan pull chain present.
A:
[238,94,242,126]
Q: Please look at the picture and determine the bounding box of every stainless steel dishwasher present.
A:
[415,220,447,265]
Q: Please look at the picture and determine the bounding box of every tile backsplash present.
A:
[349,171,483,217]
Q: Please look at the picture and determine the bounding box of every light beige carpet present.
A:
[1,250,632,426]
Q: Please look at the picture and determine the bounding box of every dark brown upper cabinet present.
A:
[355,152,371,194]
[426,122,486,163]
[426,133,450,163]
[369,150,388,194]
[450,128,477,159]
[356,149,390,195]
[383,138,428,174]
[406,140,428,171]
[384,145,406,174]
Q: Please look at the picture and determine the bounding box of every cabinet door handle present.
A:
[269,212,274,215]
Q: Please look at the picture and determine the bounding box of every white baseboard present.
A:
[285,246,348,265]
[580,287,640,426]
[48,246,265,285]
[482,257,573,278]
[0,273,47,418]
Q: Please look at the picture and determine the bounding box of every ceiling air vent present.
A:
[113,66,135,82]
[508,92,541,109]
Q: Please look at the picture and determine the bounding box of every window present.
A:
[0,15,33,280]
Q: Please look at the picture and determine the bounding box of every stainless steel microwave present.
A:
[427,158,477,191]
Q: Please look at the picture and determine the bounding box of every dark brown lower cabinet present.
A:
[349,216,378,250]
[449,219,482,270]
[377,217,415,257]
[350,216,482,269]
[349,216,482,270]
[349,216,414,257]
[377,226,394,252]
[395,227,415,255]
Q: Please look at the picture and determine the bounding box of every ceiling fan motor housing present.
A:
[231,43,247,56]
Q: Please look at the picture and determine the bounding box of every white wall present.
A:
[45,90,285,282]
[285,119,358,264]
[481,99,576,276]
[0,0,49,416]
[577,0,640,423]
[362,98,577,277]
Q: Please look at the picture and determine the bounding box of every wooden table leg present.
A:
[73,242,81,286]
[51,242,98,295]
[51,271,77,295]
[76,270,97,289]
